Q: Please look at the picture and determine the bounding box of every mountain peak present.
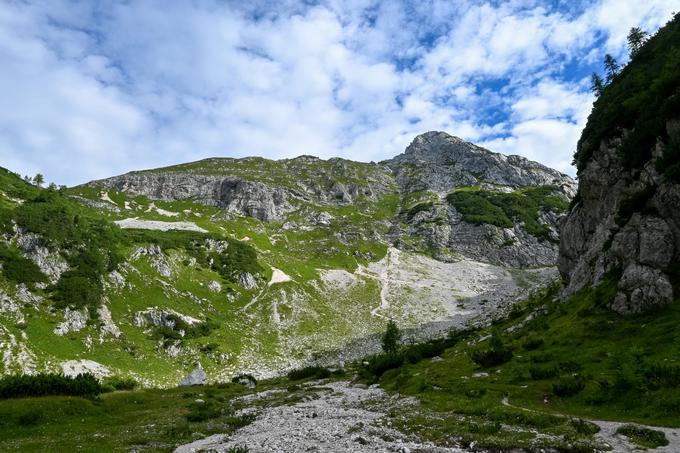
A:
[385,131,574,195]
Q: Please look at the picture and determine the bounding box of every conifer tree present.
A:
[627,27,648,57]
[604,54,620,82]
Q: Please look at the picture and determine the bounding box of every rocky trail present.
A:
[501,397,680,452]
[175,380,467,453]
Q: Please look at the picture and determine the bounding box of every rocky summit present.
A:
[0,131,572,386]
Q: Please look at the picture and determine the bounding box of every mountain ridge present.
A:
[0,131,571,385]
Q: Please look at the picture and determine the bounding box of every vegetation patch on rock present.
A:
[447,186,568,241]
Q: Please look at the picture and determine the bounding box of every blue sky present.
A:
[0,0,677,185]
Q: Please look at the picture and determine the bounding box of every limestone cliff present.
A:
[559,13,680,313]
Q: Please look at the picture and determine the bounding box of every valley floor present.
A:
[176,380,465,453]
[4,280,680,452]
[174,378,680,453]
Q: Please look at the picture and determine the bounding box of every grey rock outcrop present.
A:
[14,232,68,284]
[91,173,296,221]
[385,131,576,195]
[179,363,207,386]
[560,120,680,313]
[88,157,394,222]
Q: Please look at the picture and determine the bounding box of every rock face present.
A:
[89,158,394,222]
[559,121,680,313]
[386,132,576,194]
[385,132,575,267]
[91,173,296,221]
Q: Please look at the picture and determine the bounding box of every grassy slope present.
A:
[371,281,680,450]
[4,280,679,452]
[0,382,259,452]
[0,165,408,384]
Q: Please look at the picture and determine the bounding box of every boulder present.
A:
[179,363,207,386]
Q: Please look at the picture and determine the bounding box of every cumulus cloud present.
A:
[0,0,677,184]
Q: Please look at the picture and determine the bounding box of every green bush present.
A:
[200,343,219,353]
[0,373,102,399]
[153,316,220,341]
[231,374,257,387]
[471,332,513,368]
[657,127,680,182]
[446,191,512,228]
[646,363,680,387]
[101,376,138,392]
[226,447,249,453]
[402,340,448,364]
[615,186,656,226]
[381,320,401,354]
[286,366,331,381]
[17,408,44,426]
[570,418,600,435]
[363,353,405,378]
[529,365,560,380]
[522,337,544,351]
[51,274,102,315]
[0,244,46,285]
[552,376,586,397]
[615,425,669,448]
[405,201,433,220]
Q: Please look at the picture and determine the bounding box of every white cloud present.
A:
[0,0,677,184]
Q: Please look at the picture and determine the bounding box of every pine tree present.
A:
[32,173,44,187]
[590,73,605,96]
[627,27,648,57]
[604,54,620,82]
[381,320,401,354]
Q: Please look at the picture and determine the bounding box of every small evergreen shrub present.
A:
[615,425,669,448]
[0,373,102,399]
[405,201,433,220]
[381,320,401,354]
[570,418,600,435]
[200,343,219,353]
[447,186,567,241]
[17,408,44,426]
[552,376,586,397]
[615,186,656,226]
[286,366,331,381]
[646,363,680,387]
[101,376,138,392]
[529,365,560,380]
[0,244,47,285]
[522,337,544,351]
[470,332,513,368]
[226,446,249,453]
[231,374,257,387]
[363,353,404,378]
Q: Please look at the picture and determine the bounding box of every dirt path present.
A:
[501,397,680,452]
[174,381,467,453]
